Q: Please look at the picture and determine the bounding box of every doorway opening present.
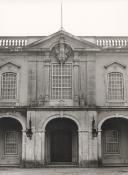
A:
[45,118,78,164]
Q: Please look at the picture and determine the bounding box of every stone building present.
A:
[0,30,128,167]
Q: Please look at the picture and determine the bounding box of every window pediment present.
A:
[104,62,126,70]
[0,62,21,69]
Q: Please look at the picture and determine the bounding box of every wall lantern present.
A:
[26,116,33,140]
[92,117,98,137]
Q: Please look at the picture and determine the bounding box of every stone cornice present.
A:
[0,106,128,111]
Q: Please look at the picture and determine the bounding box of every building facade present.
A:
[0,30,128,167]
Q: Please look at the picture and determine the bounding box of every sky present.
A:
[0,0,128,36]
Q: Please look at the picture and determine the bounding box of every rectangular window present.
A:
[51,63,72,99]
[4,131,18,155]
[104,130,120,154]
[107,72,124,100]
[1,72,17,99]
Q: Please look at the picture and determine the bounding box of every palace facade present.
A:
[0,30,128,167]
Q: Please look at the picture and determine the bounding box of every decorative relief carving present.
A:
[51,39,73,63]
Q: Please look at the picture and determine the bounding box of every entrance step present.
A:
[46,162,79,168]
[103,164,128,167]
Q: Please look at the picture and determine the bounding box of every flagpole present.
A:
[61,3,63,30]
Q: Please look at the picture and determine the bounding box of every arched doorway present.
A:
[45,118,78,164]
[101,117,128,166]
[0,117,22,166]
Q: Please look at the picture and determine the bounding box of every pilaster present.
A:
[78,130,89,167]
[44,52,51,105]
[73,52,79,106]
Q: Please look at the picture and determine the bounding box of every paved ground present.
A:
[0,167,128,175]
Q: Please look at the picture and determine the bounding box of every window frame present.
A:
[1,72,17,100]
[50,62,73,101]
[103,130,120,155]
[0,71,19,102]
[4,131,19,156]
[107,72,124,101]
[104,63,126,104]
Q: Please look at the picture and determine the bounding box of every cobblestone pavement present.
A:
[0,167,128,175]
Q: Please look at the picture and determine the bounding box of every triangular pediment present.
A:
[28,30,101,51]
[0,62,21,69]
[104,62,126,69]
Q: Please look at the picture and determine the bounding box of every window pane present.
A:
[4,131,18,155]
[1,72,17,99]
[62,88,72,99]
[51,64,72,99]
[52,88,61,99]
[104,130,120,154]
[108,72,124,100]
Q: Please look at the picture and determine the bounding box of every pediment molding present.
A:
[0,62,21,69]
[28,30,101,51]
[104,62,126,69]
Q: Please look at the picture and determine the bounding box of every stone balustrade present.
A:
[96,38,128,47]
[0,37,128,49]
[0,39,28,47]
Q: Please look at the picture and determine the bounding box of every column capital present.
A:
[78,129,89,133]
[73,62,79,67]
[44,51,51,62]
[35,130,46,133]
[73,51,79,62]
[98,129,102,132]
[44,62,51,66]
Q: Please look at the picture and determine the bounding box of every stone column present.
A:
[34,131,42,165]
[78,130,89,167]
[22,130,26,164]
[97,129,102,166]
[41,131,45,165]
[73,52,79,106]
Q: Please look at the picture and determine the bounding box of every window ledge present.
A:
[105,101,127,106]
[48,100,73,106]
[0,100,19,106]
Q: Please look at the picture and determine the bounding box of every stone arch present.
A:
[44,114,79,163]
[98,113,128,131]
[41,114,81,132]
[0,113,25,166]
[98,113,128,166]
[0,113,26,131]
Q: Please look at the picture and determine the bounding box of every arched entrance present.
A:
[45,118,78,164]
[101,117,128,166]
[0,117,22,166]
